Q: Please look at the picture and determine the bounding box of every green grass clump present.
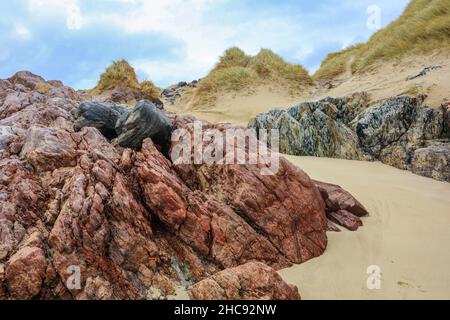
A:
[249,49,313,85]
[140,80,161,101]
[94,59,140,93]
[313,45,363,80]
[201,67,259,91]
[90,60,161,102]
[34,82,52,93]
[194,47,313,105]
[213,47,251,71]
[314,0,450,80]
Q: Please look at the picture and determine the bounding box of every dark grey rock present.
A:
[250,93,449,182]
[249,93,368,160]
[153,98,164,110]
[407,65,442,81]
[74,102,128,139]
[354,96,424,157]
[443,104,450,138]
[115,100,172,149]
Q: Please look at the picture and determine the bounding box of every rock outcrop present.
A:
[314,181,369,231]
[75,100,173,149]
[188,262,301,300]
[0,72,366,300]
[115,100,173,149]
[250,94,450,182]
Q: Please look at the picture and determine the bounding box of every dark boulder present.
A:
[249,93,368,160]
[153,98,164,110]
[161,89,174,97]
[115,100,172,149]
[443,103,450,138]
[74,102,128,139]
[250,93,449,182]
[354,96,424,157]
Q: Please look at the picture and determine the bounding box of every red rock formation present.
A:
[314,180,369,231]
[188,262,301,300]
[0,71,366,300]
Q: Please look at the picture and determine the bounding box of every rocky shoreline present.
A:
[249,93,450,182]
[0,72,368,300]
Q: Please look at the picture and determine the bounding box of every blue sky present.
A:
[0,0,410,89]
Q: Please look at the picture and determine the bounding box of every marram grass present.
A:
[91,59,161,102]
[314,0,450,80]
[194,48,313,105]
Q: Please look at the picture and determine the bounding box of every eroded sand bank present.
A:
[280,156,450,300]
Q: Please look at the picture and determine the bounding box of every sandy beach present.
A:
[279,156,450,300]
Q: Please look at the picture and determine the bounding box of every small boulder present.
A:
[74,102,128,139]
[115,100,172,149]
[314,180,368,231]
[20,126,79,171]
[6,246,47,299]
[314,180,369,217]
[328,210,363,231]
[188,262,301,300]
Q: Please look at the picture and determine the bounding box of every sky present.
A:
[0,0,410,89]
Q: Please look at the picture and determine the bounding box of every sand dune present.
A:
[316,52,450,108]
[167,52,449,126]
[166,84,308,126]
[279,156,450,300]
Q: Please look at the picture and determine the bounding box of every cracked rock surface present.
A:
[250,93,450,182]
[0,72,369,300]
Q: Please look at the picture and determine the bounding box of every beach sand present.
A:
[279,156,450,300]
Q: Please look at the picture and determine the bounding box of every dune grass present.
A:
[194,48,313,105]
[249,49,312,84]
[90,59,161,102]
[213,47,252,70]
[34,82,52,93]
[140,80,161,101]
[313,45,363,80]
[94,59,140,93]
[314,0,450,80]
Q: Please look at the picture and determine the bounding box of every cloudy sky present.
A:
[0,0,410,89]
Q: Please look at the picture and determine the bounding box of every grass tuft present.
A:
[314,0,450,80]
[140,80,161,101]
[90,59,161,103]
[34,82,52,93]
[213,47,251,71]
[94,59,140,93]
[194,48,313,105]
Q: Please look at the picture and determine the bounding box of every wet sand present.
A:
[279,156,450,300]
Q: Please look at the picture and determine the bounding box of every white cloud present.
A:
[91,0,313,84]
[27,0,84,30]
[21,0,410,87]
[15,24,31,40]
